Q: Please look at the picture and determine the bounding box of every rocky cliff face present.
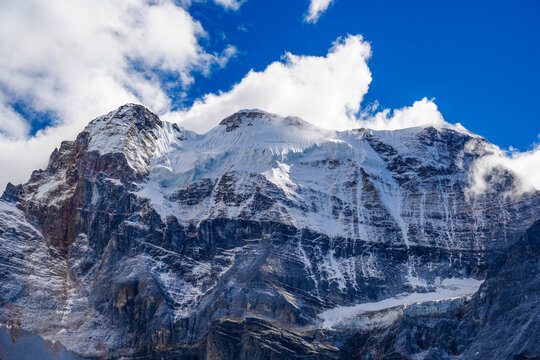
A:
[337,219,540,360]
[0,104,538,359]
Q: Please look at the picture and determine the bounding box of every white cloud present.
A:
[0,0,234,122]
[170,36,454,135]
[170,34,372,133]
[467,142,540,196]
[358,98,447,130]
[212,0,245,10]
[370,101,540,196]
[182,0,245,10]
[0,124,78,188]
[0,0,234,190]
[305,0,335,23]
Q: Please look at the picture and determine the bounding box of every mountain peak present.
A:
[218,109,309,132]
[16,103,172,187]
[81,104,166,165]
[219,109,273,131]
[84,104,162,144]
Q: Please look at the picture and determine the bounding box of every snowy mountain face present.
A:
[0,104,539,359]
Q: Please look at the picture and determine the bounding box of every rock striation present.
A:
[0,104,538,359]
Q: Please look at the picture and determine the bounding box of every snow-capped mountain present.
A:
[1,104,539,359]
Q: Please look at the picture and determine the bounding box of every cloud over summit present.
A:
[468,143,540,197]
[0,1,537,197]
[0,0,236,189]
[171,35,373,133]
[0,25,465,190]
[172,35,453,135]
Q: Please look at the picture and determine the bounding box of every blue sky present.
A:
[0,0,539,188]
[186,0,540,150]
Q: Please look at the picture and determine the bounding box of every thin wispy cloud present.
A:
[305,0,335,23]
[212,0,245,10]
[184,0,246,10]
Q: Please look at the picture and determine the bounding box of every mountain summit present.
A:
[219,109,309,131]
[1,104,539,359]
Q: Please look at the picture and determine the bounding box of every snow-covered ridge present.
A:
[218,109,310,132]
[77,105,484,191]
[67,105,527,252]
[85,103,163,153]
[135,107,487,241]
[14,103,529,251]
[82,103,184,174]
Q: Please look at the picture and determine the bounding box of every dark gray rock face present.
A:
[460,219,540,359]
[338,220,540,360]
[0,104,538,359]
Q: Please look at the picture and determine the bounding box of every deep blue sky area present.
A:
[187,0,540,151]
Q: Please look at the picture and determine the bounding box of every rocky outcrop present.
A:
[337,220,540,360]
[0,104,538,359]
[460,219,540,359]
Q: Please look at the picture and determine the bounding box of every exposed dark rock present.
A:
[0,104,538,359]
[1,182,21,203]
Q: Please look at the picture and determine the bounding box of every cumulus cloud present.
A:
[170,34,372,133]
[305,0,335,23]
[0,0,234,190]
[358,98,447,130]
[170,35,452,135]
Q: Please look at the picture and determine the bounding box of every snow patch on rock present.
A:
[319,277,483,329]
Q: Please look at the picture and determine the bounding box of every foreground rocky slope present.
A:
[0,104,538,359]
